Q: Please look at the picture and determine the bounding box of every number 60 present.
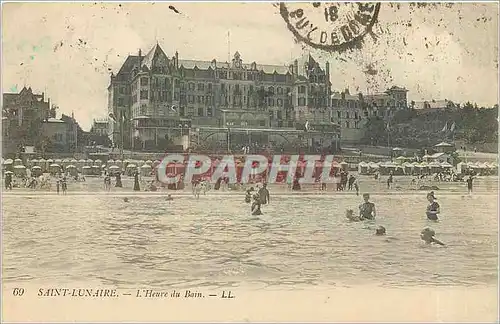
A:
[13,288,25,296]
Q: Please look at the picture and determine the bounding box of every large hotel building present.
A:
[108,43,408,152]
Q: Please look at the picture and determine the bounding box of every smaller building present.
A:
[434,142,456,153]
[413,99,456,113]
[41,118,68,153]
[426,152,454,164]
[89,119,111,147]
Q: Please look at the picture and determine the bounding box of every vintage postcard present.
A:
[1,1,498,322]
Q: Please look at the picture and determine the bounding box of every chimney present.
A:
[175,51,179,68]
[294,59,298,75]
[138,49,142,66]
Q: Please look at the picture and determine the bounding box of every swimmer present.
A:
[375,225,386,236]
[420,227,445,246]
[123,197,129,202]
[426,192,440,221]
[359,193,376,220]
[345,209,362,222]
[166,194,173,201]
[251,194,262,216]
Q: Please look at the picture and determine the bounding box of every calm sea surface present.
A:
[2,194,498,289]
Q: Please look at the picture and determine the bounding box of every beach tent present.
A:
[46,158,54,164]
[440,162,453,169]
[145,160,153,165]
[339,161,348,171]
[14,158,23,166]
[70,158,78,163]
[94,159,102,166]
[395,156,406,164]
[85,159,93,165]
[66,165,78,176]
[82,165,92,175]
[153,160,161,167]
[368,162,379,169]
[107,159,115,165]
[62,159,70,166]
[3,158,13,165]
[13,165,27,176]
[358,162,369,175]
[54,159,62,164]
[456,162,465,173]
[402,162,414,174]
[140,164,151,176]
[31,165,43,177]
[429,161,442,172]
[30,159,39,167]
[49,164,61,174]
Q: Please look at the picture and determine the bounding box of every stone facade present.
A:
[107,43,337,151]
[2,87,51,155]
[330,86,409,144]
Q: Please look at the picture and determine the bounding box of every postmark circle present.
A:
[279,2,381,52]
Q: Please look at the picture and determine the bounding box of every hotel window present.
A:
[198,108,204,116]
[119,87,125,94]
[118,98,124,106]
[208,83,212,91]
[346,112,350,119]
[298,86,306,94]
[268,86,274,94]
[259,120,266,127]
[277,99,282,106]
[140,77,149,86]
[298,98,306,106]
[337,111,341,119]
[179,107,185,116]
[174,92,179,100]
[189,83,195,91]
[198,83,204,91]
[346,121,350,128]
[188,95,194,104]
[140,104,147,115]
[268,98,275,106]
[197,96,201,103]
[354,112,359,119]
[207,107,213,116]
[277,87,283,95]
[140,90,149,100]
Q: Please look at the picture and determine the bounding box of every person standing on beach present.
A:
[359,193,376,220]
[354,178,359,196]
[348,174,355,190]
[387,172,393,189]
[258,183,270,205]
[56,179,60,195]
[115,172,122,187]
[466,175,474,194]
[61,177,67,195]
[133,171,140,191]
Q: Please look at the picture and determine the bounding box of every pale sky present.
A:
[2,2,498,130]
